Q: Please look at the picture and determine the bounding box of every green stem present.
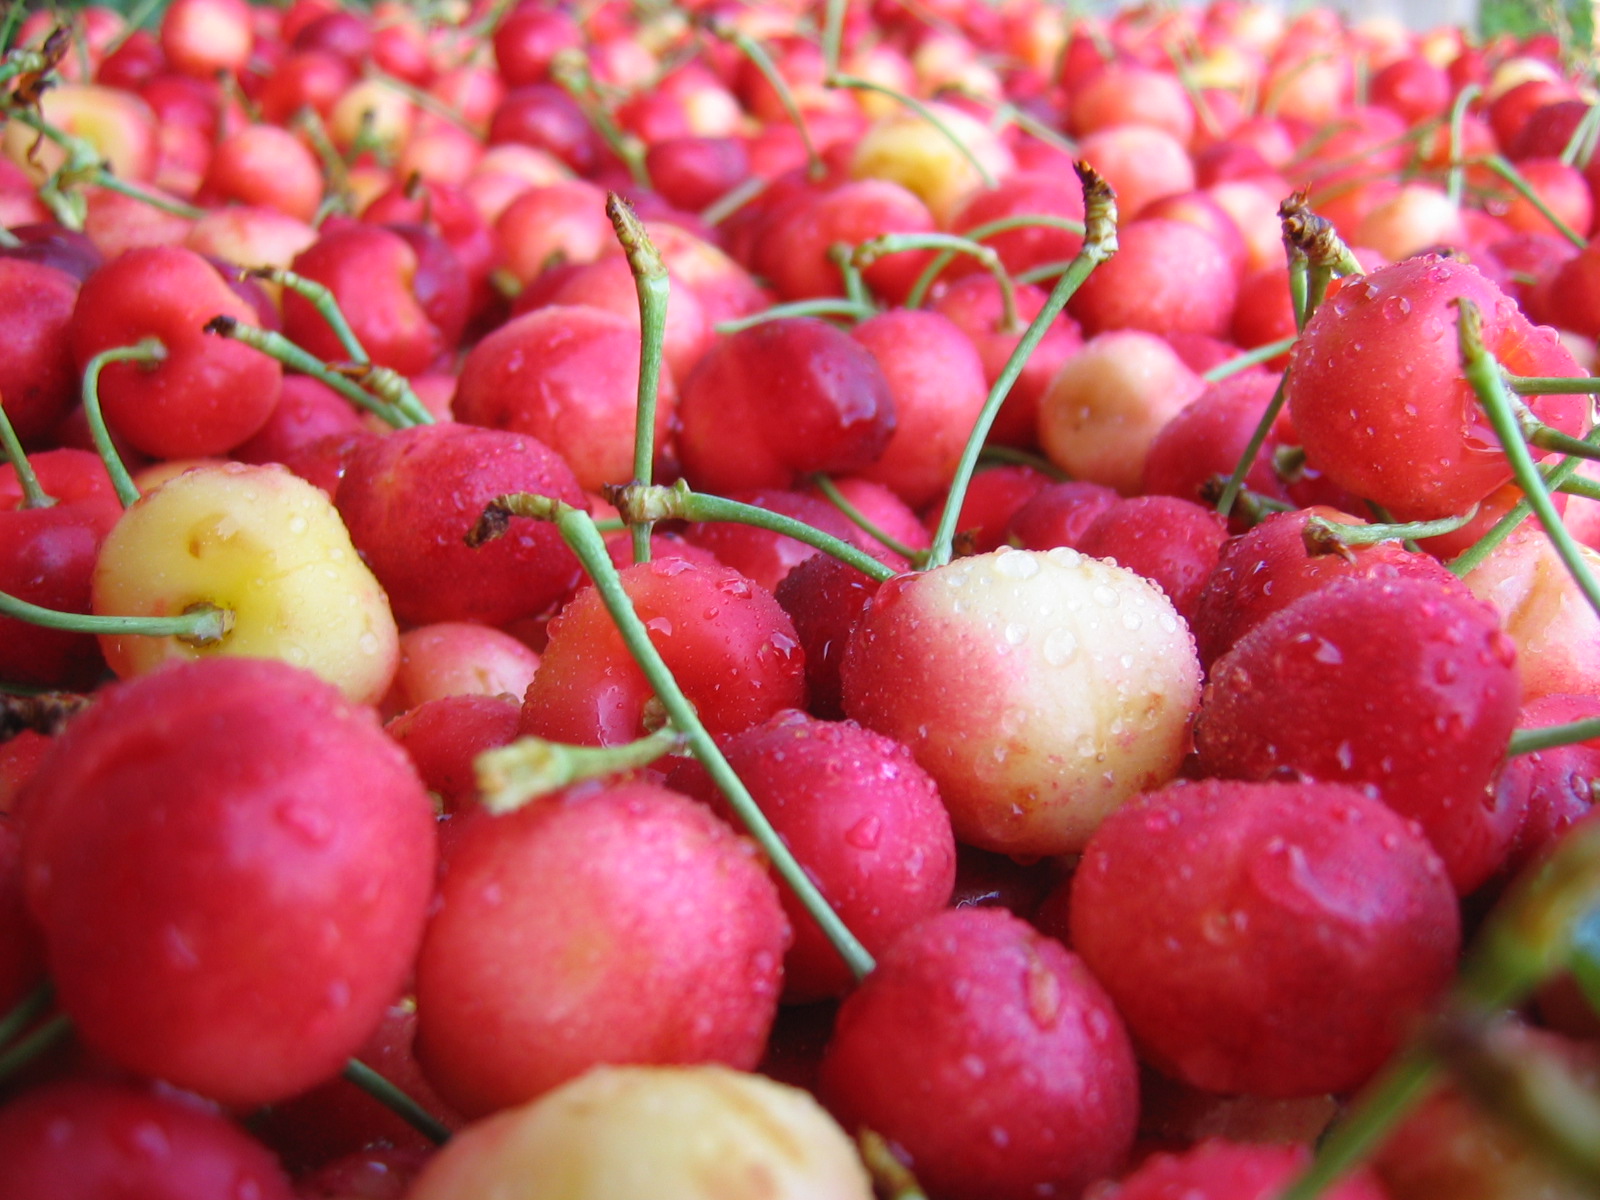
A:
[342,1058,451,1145]
[1509,718,1600,756]
[476,725,688,815]
[700,175,769,227]
[478,495,877,981]
[715,297,879,335]
[1458,299,1600,624]
[609,194,670,566]
[903,214,1086,315]
[82,339,165,507]
[830,243,872,310]
[201,317,417,428]
[0,402,53,508]
[709,19,824,181]
[811,474,924,564]
[609,481,897,583]
[927,162,1117,569]
[820,0,848,76]
[856,231,1016,328]
[551,54,650,190]
[250,268,370,364]
[0,981,53,1050]
[1215,370,1289,520]
[1201,336,1299,383]
[1507,374,1600,397]
[1479,154,1586,248]
[0,586,234,642]
[827,73,997,190]
[1560,102,1600,169]
[1277,1048,1441,1200]
[1302,507,1479,550]
[0,1012,71,1085]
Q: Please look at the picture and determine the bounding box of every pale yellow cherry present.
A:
[407,1065,873,1200]
[92,462,399,705]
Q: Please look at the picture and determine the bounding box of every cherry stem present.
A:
[249,267,370,364]
[1302,506,1479,550]
[0,403,54,509]
[1277,1047,1441,1200]
[202,317,424,428]
[606,479,897,583]
[1477,154,1586,248]
[552,53,650,190]
[1559,474,1600,500]
[706,18,824,182]
[341,1058,452,1146]
[977,97,1079,160]
[1507,373,1600,398]
[609,194,670,566]
[700,174,769,227]
[978,444,1068,478]
[1433,1011,1600,1187]
[1510,718,1600,755]
[0,585,234,642]
[1214,372,1288,521]
[295,108,356,222]
[855,231,1016,327]
[364,64,474,135]
[1448,427,1600,577]
[471,493,877,981]
[821,0,848,76]
[1201,336,1299,383]
[1444,83,1480,208]
[1457,298,1600,625]
[827,73,998,191]
[82,339,165,507]
[903,213,1087,315]
[859,1129,930,1200]
[0,1012,71,1086]
[0,981,53,1051]
[476,725,688,815]
[926,161,1117,570]
[714,297,880,334]
[1560,101,1600,169]
[829,243,872,310]
[811,474,926,564]
[6,107,206,223]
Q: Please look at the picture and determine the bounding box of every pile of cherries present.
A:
[5,0,1600,1197]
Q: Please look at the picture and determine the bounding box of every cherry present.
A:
[69,245,282,459]
[0,448,122,690]
[385,693,523,816]
[0,258,81,446]
[413,779,789,1117]
[849,308,990,508]
[1067,217,1241,338]
[1189,505,1467,668]
[1089,1138,1390,1200]
[1071,495,1230,623]
[453,304,676,495]
[16,656,437,1106]
[1071,778,1459,1098]
[843,547,1201,857]
[0,1079,293,1200]
[334,423,586,628]
[675,316,897,495]
[1285,254,1588,521]
[1195,574,1523,893]
[521,556,806,746]
[668,709,956,1001]
[818,907,1139,1200]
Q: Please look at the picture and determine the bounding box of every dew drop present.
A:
[1043,629,1078,665]
[845,816,882,850]
[992,549,1040,579]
